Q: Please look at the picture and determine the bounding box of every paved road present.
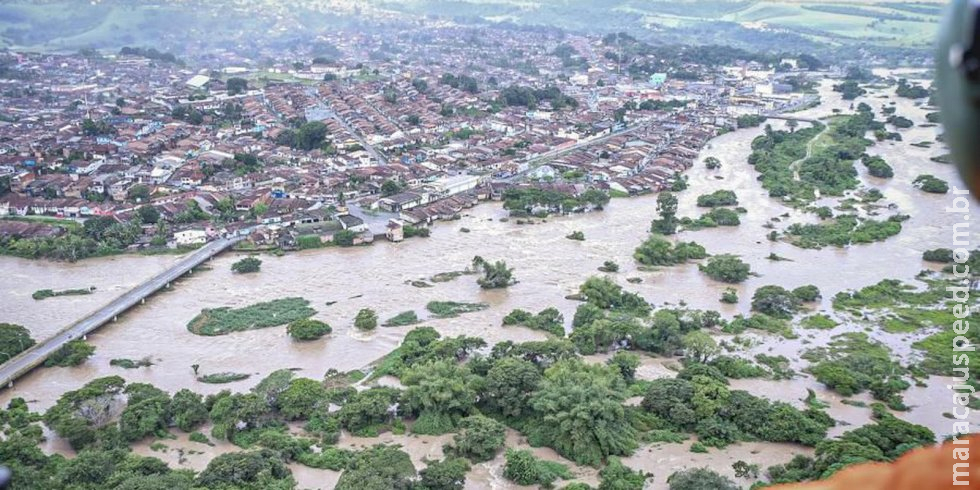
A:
[0,236,243,388]
[328,114,388,165]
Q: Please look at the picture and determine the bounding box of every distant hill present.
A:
[0,0,945,55]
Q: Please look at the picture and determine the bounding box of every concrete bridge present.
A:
[0,235,244,388]
[761,114,821,124]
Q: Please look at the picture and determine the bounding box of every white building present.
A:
[174,228,207,246]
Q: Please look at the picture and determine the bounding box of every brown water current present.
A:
[2,73,979,488]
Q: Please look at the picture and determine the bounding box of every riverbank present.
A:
[2,75,978,489]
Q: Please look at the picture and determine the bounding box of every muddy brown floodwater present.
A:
[1,72,978,489]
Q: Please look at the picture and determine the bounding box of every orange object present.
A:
[773,435,980,489]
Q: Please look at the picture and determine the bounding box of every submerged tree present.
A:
[472,256,515,289]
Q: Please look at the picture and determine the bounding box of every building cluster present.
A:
[0,24,820,250]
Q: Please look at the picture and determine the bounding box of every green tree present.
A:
[699,255,751,283]
[751,285,802,319]
[119,389,170,442]
[333,230,357,247]
[226,77,248,95]
[381,179,403,197]
[44,339,95,367]
[402,360,479,434]
[354,308,378,331]
[418,457,470,490]
[682,331,719,363]
[44,376,127,450]
[136,205,160,224]
[527,360,637,466]
[336,387,400,434]
[195,449,294,489]
[170,389,208,432]
[607,351,641,382]
[599,457,648,490]
[295,121,329,151]
[444,415,506,462]
[0,323,35,363]
[792,285,822,302]
[473,256,515,289]
[667,467,738,490]
[336,444,416,490]
[231,257,262,274]
[127,185,151,203]
[651,192,678,235]
[278,378,328,420]
[287,319,332,340]
[482,357,542,418]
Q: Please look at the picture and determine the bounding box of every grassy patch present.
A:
[197,372,251,384]
[109,357,154,369]
[801,314,838,330]
[189,432,213,445]
[430,270,475,283]
[383,311,420,327]
[426,301,489,318]
[32,287,94,300]
[186,297,316,336]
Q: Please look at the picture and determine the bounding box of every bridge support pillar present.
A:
[83,335,87,341]
[113,315,118,322]
[141,298,145,304]
[7,381,11,389]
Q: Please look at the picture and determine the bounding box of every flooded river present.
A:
[2,74,978,488]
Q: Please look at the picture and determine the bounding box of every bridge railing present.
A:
[0,237,242,387]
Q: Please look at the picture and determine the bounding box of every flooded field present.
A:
[2,74,978,488]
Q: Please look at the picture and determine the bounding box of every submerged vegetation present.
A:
[32,287,95,300]
[186,297,316,336]
[785,215,904,249]
[748,107,882,203]
[426,301,490,318]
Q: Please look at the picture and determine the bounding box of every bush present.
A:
[668,468,738,490]
[861,155,894,178]
[287,319,332,340]
[231,256,262,273]
[599,260,619,272]
[0,323,36,363]
[696,190,738,207]
[751,285,802,319]
[699,255,750,283]
[501,307,565,336]
[44,340,94,367]
[503,449,572,487]
[445,415,506,462]
[354,308,378,331]
[426,301,489,318]
[109,357,153,369]
[792,285,821,302]
[333,230,358,246]
[922,248,955,263]
[720,288,738,304]
[913,174,949,194]
[634,235,707,266]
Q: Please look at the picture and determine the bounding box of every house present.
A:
[174,228,207,246]
[379,191,425,213]
[336,213,368,233]
[385,219,405,242]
